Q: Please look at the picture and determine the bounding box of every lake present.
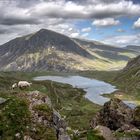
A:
[34,75,117,105]
[34,75,136,107]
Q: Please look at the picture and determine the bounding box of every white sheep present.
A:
[18,81,32,89]
[12,83,17,89]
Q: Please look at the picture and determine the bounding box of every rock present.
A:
[15,133,21,138]
[94,125,116,140]
[117,124,138,132]
[132,106,140,128]
[24,135,33,140]
[53,109,70,140]
[53,109,62,125]
[58,133,71,140]
[91,98,134,130]
[0,97,7,104]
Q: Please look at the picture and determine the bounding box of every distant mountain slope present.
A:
[73,38,138,61]
[73,38,139,70]
[125,45,140,52]
[114,55,140,99]
[0,29,139,71]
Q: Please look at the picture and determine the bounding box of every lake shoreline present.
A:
[34,75,117,106]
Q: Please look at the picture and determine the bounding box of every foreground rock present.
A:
[0,97,7,104]
[91,98,135,131]
[95,125,116,140]
[17,90,71,140]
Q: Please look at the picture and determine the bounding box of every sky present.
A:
[0,0,140,47]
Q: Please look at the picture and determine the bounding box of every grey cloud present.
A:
[0,17,40,25]
[30,0,140,20]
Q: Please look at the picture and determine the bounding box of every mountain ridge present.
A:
[0,28,139,71]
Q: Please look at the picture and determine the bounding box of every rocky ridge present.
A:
[15,90,71,140]
[91,98,140,140]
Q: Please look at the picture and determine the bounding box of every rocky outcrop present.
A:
[94,125,116,140]
[53,110,70,140]
[0,97,7,104]
[123,55,140,72]
[20,91,71,140]
[132,106,140,129]
[91,98,135,131]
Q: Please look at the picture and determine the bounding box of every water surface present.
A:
[34,75,117,105]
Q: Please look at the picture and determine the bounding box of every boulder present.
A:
[91,98,134,130]
[0,97,7,104]
[94,125,116,140]
[132,106,140,128]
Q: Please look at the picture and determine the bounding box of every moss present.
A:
[33,104,53,121]
[115,131,140,138]
[0,96,31,139]
[29,123,57,140]
[87,130,105,140]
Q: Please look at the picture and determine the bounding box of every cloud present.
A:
[70,32,80,38]
[29,0,140,19]
[81,27,91,32]
[0,0,139,45]
[133,18,140,28]
[0,0,139,27]
[92,18,120,27]
[117,28,125,32]
[103,34,140,47]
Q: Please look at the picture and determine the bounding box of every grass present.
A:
[33,104,53,122]
[78,70,119,84]
[34,80,101,130]
[0,96,31,139]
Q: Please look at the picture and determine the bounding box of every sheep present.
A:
[18,81,32,89]
[12,83,17,89]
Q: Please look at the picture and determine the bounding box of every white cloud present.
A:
[133,18,140,28]
[81,27,91,32]
[70,32,80,38]
[117,28,125,32]
[92,18,120,27]
[103,34,140,47]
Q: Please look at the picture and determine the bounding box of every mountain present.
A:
[114,55,140,99]
[73,38,139,70]
[0,29,139,71]
[125,45,140,52]
[0,29,91,71]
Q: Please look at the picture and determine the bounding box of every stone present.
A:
[15,133,21,138]
[24,135,33,140]
[94,125,116,140]
[91,98,134,131]
[0,97,7,104]
[58,134,71,140]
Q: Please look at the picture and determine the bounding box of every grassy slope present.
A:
[112,65,140,104]
[0,72,57,140]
